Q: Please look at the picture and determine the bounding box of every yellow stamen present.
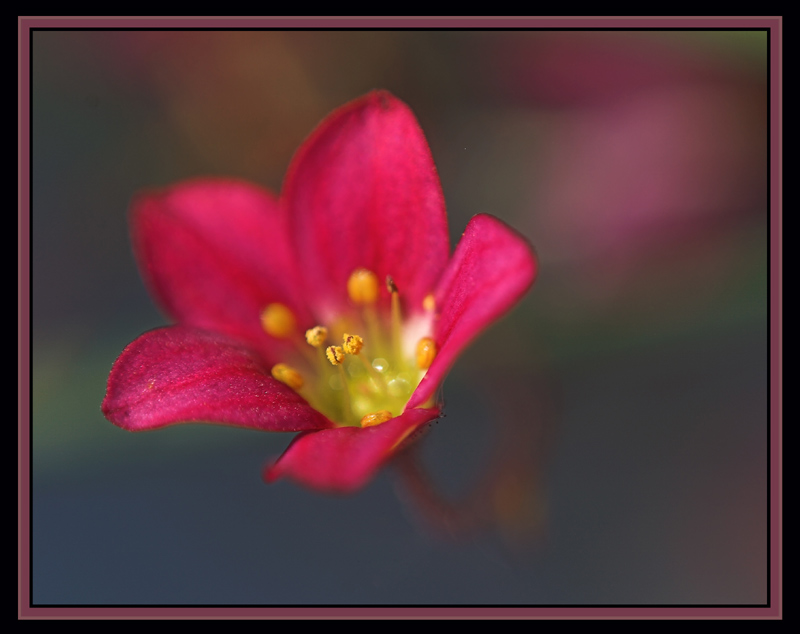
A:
[305,325,328,348]
[260,303,296,339]
[326,345,345,366]
[360,410,394,428]
[347,268,380,305]
[324,348,352,422]
[362,306,385,360]
[423,293,436,312]
[270,363,304,391]
[416,337,437,370]
[387,276,403,366]
[342,333,364,356]
[343,333,388,391]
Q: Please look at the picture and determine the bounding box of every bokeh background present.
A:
[30,28,771,606]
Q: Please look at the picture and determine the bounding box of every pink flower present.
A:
[102,91,537,493]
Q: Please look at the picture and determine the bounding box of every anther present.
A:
[423,293,436,312]
[326,345,345,366]
[260,303,296,339]
[360,410,394,428]
[342,333,364,356]
[305,325,328,348]
[270,363,304,391]
[347,268,379,305]
[416,337,437,370]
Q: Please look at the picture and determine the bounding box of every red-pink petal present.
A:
[264,406,441,493]
[131,178,311,365]
[406,214,537,410]
[282,91,450,320]
[102,326,332,432]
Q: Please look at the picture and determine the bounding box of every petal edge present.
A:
[131,177,310,365]
[283,91,450,320]
[264,406,441,493]
[406,214,537,409]
[102,326,332,432]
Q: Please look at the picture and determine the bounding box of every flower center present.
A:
[263,269,437,428]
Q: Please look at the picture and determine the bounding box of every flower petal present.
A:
[131,177,310,365]
[406,214,537,409]
[102,326,332,432]
[264,406,441,493]
[283,90,450,321]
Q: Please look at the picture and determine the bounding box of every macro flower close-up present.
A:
[29,26,772,611]
[101,90,537,493]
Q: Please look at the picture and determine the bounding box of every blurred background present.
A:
[30,29,770,606]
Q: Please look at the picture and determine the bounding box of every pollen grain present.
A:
[342,333,364,355]
[305,325,328,348]
[326,345,345,366]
